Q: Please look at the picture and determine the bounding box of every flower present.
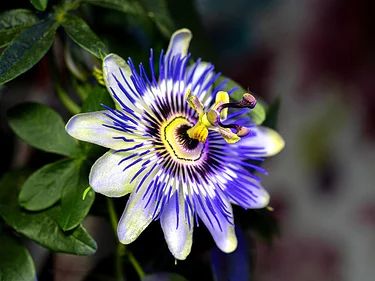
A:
[66,28,284,260]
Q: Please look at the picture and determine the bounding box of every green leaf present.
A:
[81,83,114,112]
[0,204,97,255]
[214,75,266,125]
[0,171,97,256]
[18,159,77,211]
[0,9,39,48]
[19,156,95,230]
[0,18,57,85]
[8,102,80,157]
[57,161,95,231]
[62,14,108,59]
[248,100,266,125]
[0,234,36,281]
[30,0,48,11]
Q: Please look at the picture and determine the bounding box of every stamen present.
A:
[216,92,257,112]
[185,90,257,143]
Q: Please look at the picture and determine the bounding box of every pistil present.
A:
[185,90,258,144]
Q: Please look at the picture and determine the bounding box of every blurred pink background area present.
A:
[198,0,375,280]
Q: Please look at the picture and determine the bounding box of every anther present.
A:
[240,93,257,108]
[218,121,250,137]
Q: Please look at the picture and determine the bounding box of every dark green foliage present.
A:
[19,159,77,211]
[0,204,97,255]
[30,0,49,11]
[0,18,58,84]
[0,234,36,281]
[80,83,115,112]
[62,14,108,58]
[0,9,39,48]
[8,102,81,157]
[57,160,95,231]
[0,171,97,256]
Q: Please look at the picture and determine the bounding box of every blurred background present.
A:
[1,0,374,280]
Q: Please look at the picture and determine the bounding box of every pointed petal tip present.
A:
[65,115,75,136]
[171,248,190,261]
[172,28,192,38]
[161,193,193,260]
[267,128,285,156]
[88,151,136,197]
[218,233,238,253]
[242,126,285,157]
[164,228,193,260]
[65,113,100,141]
[257,190,271,208]
[167,28,193,57]
[102,53,128,79]
[117,223,139,245]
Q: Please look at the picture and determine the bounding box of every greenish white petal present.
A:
[117,173,159,244]
[89,151,141,197]
[166,28,192,58]
[160,191,193,260]
[242,126,285,157]
[66,111,129,150]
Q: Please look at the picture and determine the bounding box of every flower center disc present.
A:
[161,116,205,163]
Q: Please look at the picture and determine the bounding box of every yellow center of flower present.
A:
[160,116,205,163]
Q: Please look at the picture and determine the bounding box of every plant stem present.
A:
[56,85,80,114]
[128,252,146,279]
[106,198,146,281]
[106,198,126,281]
[106,197,118,233]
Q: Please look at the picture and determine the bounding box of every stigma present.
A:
[185,89,257,144]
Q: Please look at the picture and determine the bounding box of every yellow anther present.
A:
[187,122,209,143]
[213,91,230,119]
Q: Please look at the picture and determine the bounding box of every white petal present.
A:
[166,28,192,58]
[240,126,285,157]
[117,171,160,244]
[102,53,140,111]
[160,191,193,260]
[89,150,147,197]
[196,195,237,253]
[66,111,133,150]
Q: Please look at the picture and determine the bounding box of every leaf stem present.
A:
[106,198,126,281]
[106,198,146,280]
[56,85,80,114]
[128,251,146,279]
[106,197,118,233]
